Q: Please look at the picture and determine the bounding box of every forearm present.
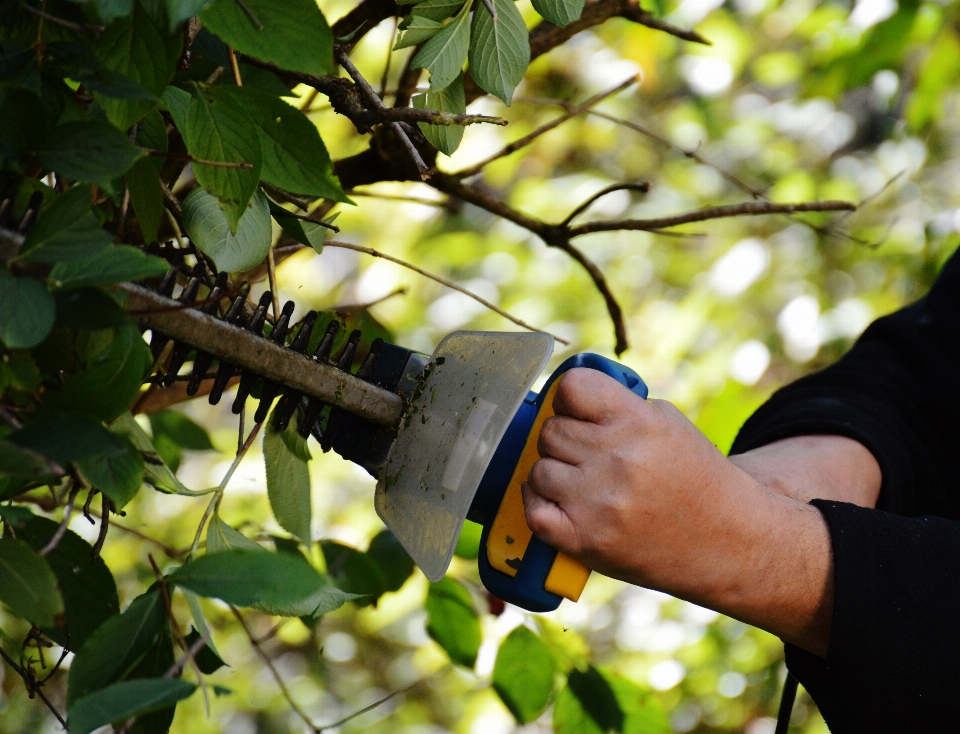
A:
[622,464,834,657]
[729,435,881,508]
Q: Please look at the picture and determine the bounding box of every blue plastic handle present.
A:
[475,354,648,612]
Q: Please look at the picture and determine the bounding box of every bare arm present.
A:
[729,435,881,508]
[521,370,881,658]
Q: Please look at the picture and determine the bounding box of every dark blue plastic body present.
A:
[472,353,649,612]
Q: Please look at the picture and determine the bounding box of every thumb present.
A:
[552,368,635,424]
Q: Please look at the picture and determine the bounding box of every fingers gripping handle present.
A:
[478,354,648,612]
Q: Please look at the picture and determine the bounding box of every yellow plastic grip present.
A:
[487,376,591,602]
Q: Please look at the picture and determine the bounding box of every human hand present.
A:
[522,368,833,655]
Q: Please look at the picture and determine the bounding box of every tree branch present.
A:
[567,200,857,236]
[335,45,431,179]
[320,240,570,344]
[453,76,638,178]
[561,182,650,227]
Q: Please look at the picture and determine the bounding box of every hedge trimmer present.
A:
[127,262,649,613]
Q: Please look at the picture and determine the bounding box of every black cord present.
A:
[775,671,799,734]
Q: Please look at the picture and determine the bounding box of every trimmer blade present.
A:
[374,331,553,582]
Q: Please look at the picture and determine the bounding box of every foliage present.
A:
[1,0,959,730]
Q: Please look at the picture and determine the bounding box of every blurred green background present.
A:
[5,0,959,730]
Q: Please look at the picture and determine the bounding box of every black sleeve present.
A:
[728,250,960,732]
[730,250,960,517]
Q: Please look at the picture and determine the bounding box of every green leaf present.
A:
[76,434,145,509]
[16,515,120,650]
[95,3,184,130]
[454,518,482,558]
[493,626,556,723]
[126,158,164,242]
[182,84,263,231]
[50,245,170,290]
[55,289,128,330]
[40,324,152,423]
[44,42,155,102]
[19,184,112,264]
[8,413,122,466]
[182,186,271,272]
[160,85,191,131]
[268,200,336,252]
[264,408,312,543]
[166,0,217,29]
[123,626,177,734]
[170,548,354,617]
[321,541,385,605]
[68,678,196,734]
[0,452,51,502]
[413,73,466,155]
[206,514,267,553]
[36,120,141,183]
[111,413,209,497]
[182,587,221,658]
[0,270,55,349]
[222,86,349,201]
[201,0,334,76]
[411,0,472,92]
[0,537,63,627]
[425,577,481,667]
[149,411,214,451]
[530,0,585,27]
[554,668,670,734]
[468,0,529,105]
[395,16,445,49]
[366,530,415,593]
[93,0,134,23]
[412,0,467,23]
[184,628,227,673]
[67,589,167,705]
[0,85,50,160]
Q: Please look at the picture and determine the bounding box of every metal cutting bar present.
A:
[122,283,405,428]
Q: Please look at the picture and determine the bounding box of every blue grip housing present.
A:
[471,353,648,612]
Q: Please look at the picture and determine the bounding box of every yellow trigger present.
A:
[486,376,591,602]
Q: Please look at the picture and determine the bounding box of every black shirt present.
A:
[730,249,960,732]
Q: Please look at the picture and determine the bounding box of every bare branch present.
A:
[347,190,456,211]
[332,287,408,314]
[567,200,857,236]
[143,150,253,169]
[453,76,638,179]
[561,182,650,227]
[0,645,68,729]
[90,494,111,561]
[230,605,320,733]
[40,482,80,556]
[321,240,570,344]
[18,1,102,37]
[335,45,431,179]
[317,674,436,731]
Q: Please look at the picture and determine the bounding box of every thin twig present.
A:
[317,675,434,731]
[148,555,209,708]
[322,241,570,344]
[18,1,103,37]
[90,494,111,561]
[453,76,639,179]
[347,190,455,211]
[227,46,243,86]
[40,482,79,556]
[0,404,23,430]
[144,150,253,169]
[230,605,320,733]
[561,182,650,227]
[0,645,68,729]
[261,182,310,211]
[234,0,264,29]
[188,421,263,560]
[266,247,280,321]
[270,208,341,231]
[332,287,407,314]
[567,200,856,236]
[334,45,431,180]
[379,17,396,99]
